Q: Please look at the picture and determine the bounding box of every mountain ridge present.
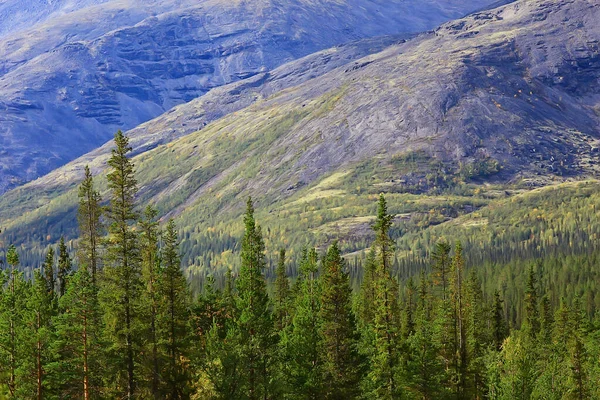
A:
[1,0,599,271]
[0,0,499,193]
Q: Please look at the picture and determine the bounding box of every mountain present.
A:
[0,0,500,193]
[1,0,599,272]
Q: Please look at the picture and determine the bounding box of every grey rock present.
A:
[0,0,500,193]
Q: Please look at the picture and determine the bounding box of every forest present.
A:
[0,131,599,399]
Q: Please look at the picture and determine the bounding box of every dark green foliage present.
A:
[235,198,276,400]
[319,241,361,399]
[2,133,600,399]
[100,130,143,398]
[58,237,72,297]
[158,219,192,398]
[49,269,102,399]
[77,165,103,282]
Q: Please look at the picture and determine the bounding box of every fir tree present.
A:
[364,194,402,399]
[432,241,451,300]
[100,130,142,399]
[281,248,323,399]
[319,241,361,399]
[78,165,103,282]
[18,271,55,399]
[58,237,72,297]
[273,248,290,331]
[235,198,275,400]
[491,290,507,351]
[139,205,162,398]
[43,248,56,296]
[49,269,102,399]
[0,245,24,396]
[159,219,192,398]
[406,274,445,399]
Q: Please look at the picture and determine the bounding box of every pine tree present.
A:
[319,242,361,399]
[159,219,192,398]
[0,245,24,397]
[357,247,377,327]
[432,241,451,300]
[58,237,72,297]
[49,269,102,399]
[43,248,56,296]
[273,248,290,331]
[281,248,323,399]
[139,205,162,398]
[235,198,275,400]
[491,290,507,351]
[450,242,468,398]
[78,165,103,282]
[100,130,142,399]
[464,270,488,399]
[364,194,402,399]
[17,270,55,399]
[524,266,540,341]
[406,274,445,399]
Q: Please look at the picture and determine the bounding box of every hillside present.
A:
[1,0,599,274]
[0,0,499,193]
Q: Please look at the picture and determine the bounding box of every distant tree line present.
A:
[0,132,599,399]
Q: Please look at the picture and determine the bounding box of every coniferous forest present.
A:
[1,132,600,399]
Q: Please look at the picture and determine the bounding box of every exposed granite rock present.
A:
[0,0,501,193]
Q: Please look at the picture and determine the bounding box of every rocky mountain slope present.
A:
[0,0,499,193]
[1,0,599,270]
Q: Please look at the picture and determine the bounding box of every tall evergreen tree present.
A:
[491,290,508,351]
[432,241,451,300]
[100,130,142,399]
[364,194,402,399]
[58,237,72,297]
[0,245,28,397]
[450,242,468,398]
[139,205,162,398]
[406,274,445,399]
[159,219,192,398]
[49,269,102,400]
[319,242,361,399]
[235,198,275,400]
[273,248,290,331]
[78,165,103,282]
[18,271,55,400]
[43,248,56,296]
[281,248,323,399]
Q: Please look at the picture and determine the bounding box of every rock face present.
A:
[0,0,499,193]
[1,0,598,258]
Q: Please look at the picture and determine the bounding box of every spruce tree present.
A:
[49,269,102,399]
[18,270,55,399]
[406,274,445,399]
[235,198,275,400]
[58,237,72,297]
[139,205,162,398]
[281,248,323,398]
[432,241,451,300]
[364,194,402,399]
[273,248,290,331]
[43,248,56,296]
[0,246,29,397]
[100,130,142,399]
[159,219,192,398]
[450,242,468,398]
[491,290,507,351]
[319,241,361,399]
[78,165,103,282]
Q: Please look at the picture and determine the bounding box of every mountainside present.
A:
[1,0,599,272]
[0,0,500,193]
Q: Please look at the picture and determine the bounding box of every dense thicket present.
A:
[1,133,599,398]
